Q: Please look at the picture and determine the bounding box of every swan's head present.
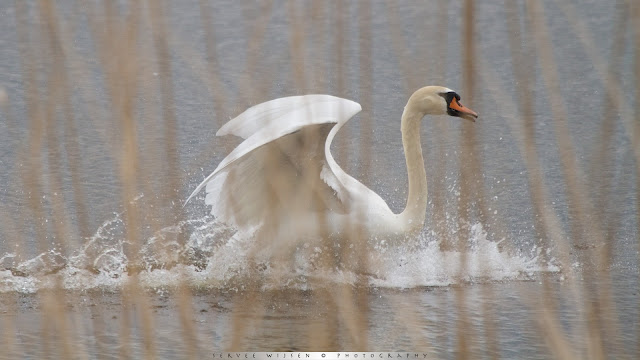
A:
[409,86,478,122]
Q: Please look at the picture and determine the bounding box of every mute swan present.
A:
[186,86,477,252]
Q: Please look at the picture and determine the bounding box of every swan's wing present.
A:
[185,95,362,230]
[201,124,348,230]
[217,95,350,139]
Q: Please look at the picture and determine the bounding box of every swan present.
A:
[185,86,477,255]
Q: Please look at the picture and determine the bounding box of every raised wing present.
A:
[216,94,355,139]
[185,95,362,231]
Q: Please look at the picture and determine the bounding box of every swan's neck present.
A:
[399,104,427,233]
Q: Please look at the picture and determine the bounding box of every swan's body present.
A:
[186,86,477,252]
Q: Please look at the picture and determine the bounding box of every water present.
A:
[0,0,638,357]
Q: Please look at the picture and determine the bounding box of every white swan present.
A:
[186,86,477,253]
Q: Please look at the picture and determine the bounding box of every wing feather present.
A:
[185,95,362,231]
[216,95,353,139]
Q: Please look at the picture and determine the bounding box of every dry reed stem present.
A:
[477,34,571,268]
[584,2,629,358]
[633,1,640,357]
[183,0,276,170]
[287,1,307,92]
[163,31,233,162]
[15,0,46,257]
[14,1,73,358]
[502,4,566,349]
[198,0,232,129]
[475,38,600,354]
[430,1,455,253]
[90,2,160,358]
[39,0,90,246]
[0,211,19,357]
[0,86,21,299]
[239,0,275,102]
[307,0,327,92]
[384,3,417,96]
[527,1,620,358]
[383,0,459,257]
[545,8,640,347]
[324,1,371,350]
[303,5,340,339]
[503,0,553,259]
[538,308,580,360]
[217,15,284,351]
[38,0,75,358]
[146,1,198,356]
[285,1,326,272]
[500,4,580,357]
[356,1,374,350]
[323,285,361,349]
[386,293,436,355]
[52,0,118,145]
[147,0,180,212]
[554,1,640,165]
[452,1,479,358]
[228,290,267,351]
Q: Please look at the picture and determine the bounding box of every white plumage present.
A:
[186,87,478,254]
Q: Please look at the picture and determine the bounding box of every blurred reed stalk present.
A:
[635,2,640,356]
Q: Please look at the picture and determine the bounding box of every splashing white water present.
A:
[0,208,559,293]
[369,223,553,288]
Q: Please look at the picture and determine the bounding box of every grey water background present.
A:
[0,0,638,357]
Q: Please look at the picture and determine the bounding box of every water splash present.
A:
[369,223,557,288]
[0,206,559,293]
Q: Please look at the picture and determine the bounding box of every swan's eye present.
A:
[438,92,458,108]
[437,92,449,100]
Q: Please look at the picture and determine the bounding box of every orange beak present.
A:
[450,97,478,122]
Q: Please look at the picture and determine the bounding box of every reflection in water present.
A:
[2,281,620,357]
